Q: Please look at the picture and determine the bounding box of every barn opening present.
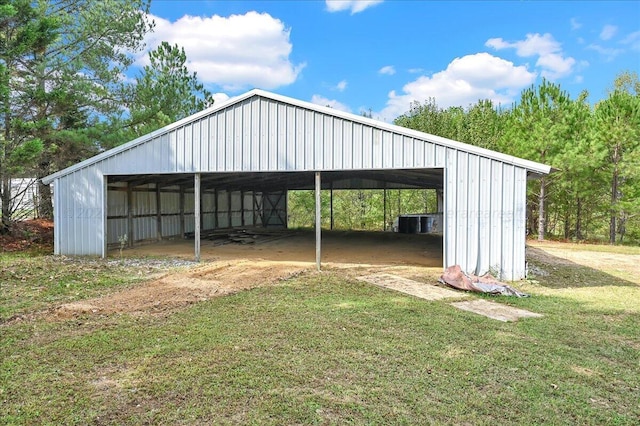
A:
[105,168,445,267]
[44,89,550,280]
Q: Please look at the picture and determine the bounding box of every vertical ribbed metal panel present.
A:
[243,192,254,225]
[217,190,229,228]
[230,192,242,227]
[49,93,534,278]
[513,168,527,279]
[500,164,515,278]
[54,169,104,256]
[443,150,526,280]
[160,190,181,238]
[489,160,504,272]
[476,157,492,275]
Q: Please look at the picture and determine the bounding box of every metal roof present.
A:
[42,89,550,185]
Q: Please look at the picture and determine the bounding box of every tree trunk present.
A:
[575,197,583,240]
[1,176,11,234]
[38,180,53,219]
[618,213,626,244]
[610,169,618,244]
[537,177,546,241]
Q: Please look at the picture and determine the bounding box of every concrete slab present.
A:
[357,274,462,301]
[451,299,543,322]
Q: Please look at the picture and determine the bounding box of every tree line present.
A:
[394,74,639,244]
[1,1,637,245]
[0,0,212,232]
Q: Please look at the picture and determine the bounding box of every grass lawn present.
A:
[1,249,639,425]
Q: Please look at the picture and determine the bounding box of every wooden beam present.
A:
[194,173,201,262]
[252,191,257,226]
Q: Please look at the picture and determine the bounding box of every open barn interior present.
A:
[106,169,445,266]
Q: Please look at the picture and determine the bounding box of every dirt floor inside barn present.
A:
[122,229,444,267]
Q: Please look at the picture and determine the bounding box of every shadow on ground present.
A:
[526,245,638,289]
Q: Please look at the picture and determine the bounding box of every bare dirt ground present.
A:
[50,232,640,320]
[125,230,443,267]
[54,259,310,319]
[54,231,445,319]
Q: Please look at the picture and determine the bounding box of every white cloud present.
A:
[378,65,396,75]
[621,30,640,51]
[586,44,624,62]
[378,52,536,121]
[325,0,383,14]
[408,68,424,74]
[211,92,230,104]
[139,12,305,91]
[486,33,576,79]
[600,24,618,41]
[570,18,582,30]
[311,95,352,113]
[335,80,348,91]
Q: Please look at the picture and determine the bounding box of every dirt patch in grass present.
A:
[53,259,310,319]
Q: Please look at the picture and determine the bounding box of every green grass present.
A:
[0,254,183,321]
[1,254,639,424]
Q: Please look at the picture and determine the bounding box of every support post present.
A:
[330,183,334,230]
[194,173,201,262]
[156,184,162,241]
[179,185,185,238]
[240,190,245,227]
[214,188,218,229]
[126,182,133,248]
[252,192,257,226]
[227,190,232,228]
[383,188,387,231]
[315,172,321,271]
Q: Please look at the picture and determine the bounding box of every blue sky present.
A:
[142,0,640,121]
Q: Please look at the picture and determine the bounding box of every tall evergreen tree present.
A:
[592,71,640,244]
[103,41,214,148]
[502,79,573,241]
[0,0,153,229]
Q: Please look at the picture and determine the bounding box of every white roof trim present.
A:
[42,89,550,184]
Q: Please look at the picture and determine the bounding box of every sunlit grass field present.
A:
[1,247,638,425]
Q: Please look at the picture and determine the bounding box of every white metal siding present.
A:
[53,168,104,256]
[71,98,448,176]
[48,92,543,279]
[443,151,527,280]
